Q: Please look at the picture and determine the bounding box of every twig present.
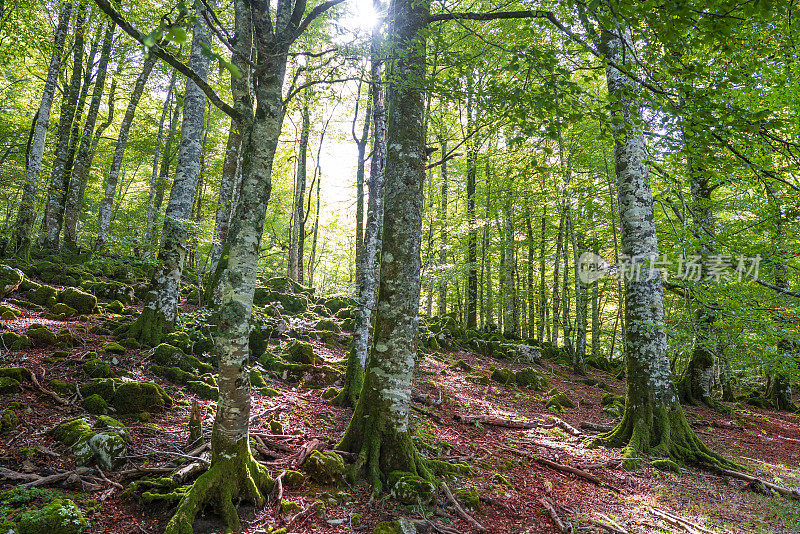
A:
[594,513,629,534]
[538,497,572,533]
[29,371,69,405]
[441,481,486,532]
[545,415,582,437]
[500,445,620,493]
[454,413,538,429]
[581,421,613,433]
[95,468,124,489]
[287,500,321,528]
[648,508,703,534]
[710,466,800,500]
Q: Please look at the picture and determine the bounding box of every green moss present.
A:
[51,417,93,447]
[545,390,577,411]
[0,264,24,298]
[315,318,341,333]
[515,368,548,390]
[0,304,20,319]
[82,359,114,379]
[258,352,287,372]
[279,499,301,515]
[151,364,193,384]
[0,408,19,433]
[102,342,125,355]
[601,393,625,406]
[82,394,108,414]
[372,519,418,534]
[16,498,88,534]
[152,343,213,374]
[302,450,345,484]
[282,470,306,488]
[120,338,139,349]
[58,288,96,315]
[49,380,76,396]
[0,366,32,382]
[603,401,625,418]
[321,386,339,400]
[490,367,515,385]
[95,416,128,439]
[388,471,436,505]
[260,387,283,397]
[26,325,56,346]
[48,302,77,318]
[269,420,284,434]
[106,300,124,314]
[323,295,355,314]
[253,289,309,314]
[282,340,320,365]
[79,378,123,401]
[187,380,218,400]
[650,459,681,474]
[454,489,480,510]
[450,359,473,372]
[164,331,192,354]
[29,285,57,307]
[111,381,172,414]
[0,376,20,394]
[249,368,267,388]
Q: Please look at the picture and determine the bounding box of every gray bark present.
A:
[12,0,71,253]
[438,133,447,316]
[96,54,157,248]
[539,213,547,341]
[149,88,183,248]
[569,206,586,373]
[63,22,115,248]
[552,208,563,345]
[288,101,309,283]
[41,2,87,250]
[591,239,601,358]
[465,80,478,329]
[145,70,177,253]
[503,198,516,337]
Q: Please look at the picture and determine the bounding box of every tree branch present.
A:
[290,0,346,42]
[92,0,237,120]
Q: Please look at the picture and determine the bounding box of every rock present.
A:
[253,288,309,314]
[80,378,123,401]
[26,324,56,346]
[0,366,32,382]
[0,304,20,319]
[49,379,77,396]
[103,342,126,355]
[283,470,306,488]
[321,386,339,400]
[282,340,321,365]
[372,519,417,534]
[0,332,29,350]
[0,264,23,298]
[29,284,58,307]
[389,471,436,505]
[279,499,302,515]
[302,450,345,484]
[506,343,541,364]
[112,381,172,414]
[269,420,284,434]
[0,408,19,433]
[544,389,577,411]
[454,489,480,510]
[48,302,77,319]
[83,394,109,414]
[83,359,114,379]
[51,416,128,471]
[58,287,97,314]
[152,343,213,374]
[0,377,20,395]
[87,431,127,470]
[16,498,88,534]
[514,367,548,390]
[315,318,341,333]
[106,300,124,314]
[82,280,134,305]
[187,380,218,400]
[450,359,472,372]
[250,368,267,388]
[260,387,283,397]
[164,331,192,354]
[490,367,515,385]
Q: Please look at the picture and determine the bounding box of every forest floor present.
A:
[1,276,800,534]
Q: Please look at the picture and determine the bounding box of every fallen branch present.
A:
[580,421,613,433]
[648,508,705,534]
[96,468,124,490]
[545,416,582,437]
[295,438,326,467]
[173,451,210,483]
[538,497,572,533]
[441,481,486,532]
[711,467,800,500]
[411,403,444,424]
[454,413,538,429]
[500,445,620,493]
[412,391,442,407]
[409,518,463,534]
[287,500,321,528]
[29,371,70,405]
[593,513,629,534]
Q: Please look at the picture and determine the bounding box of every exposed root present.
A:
[127,305,171,347]
[586,404,740,470]
[164,441,273,534]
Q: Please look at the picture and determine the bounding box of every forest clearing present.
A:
[1,0,800,533]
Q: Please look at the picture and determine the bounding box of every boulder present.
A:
[58,287,97,314]
[302,450,345,484]
[16,498,88,534]
[0,264,23,298]
[112,381,172,414]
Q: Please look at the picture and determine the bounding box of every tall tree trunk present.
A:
[63,22,115,249]
[539,213,547,341]
[306,170,320,286]
[149,89,183,249]
[591,239,602,358]
[503,198,517,338]
[127,13,210,346]
[562,217,571,353]
[438,133,448,316]
[481,159,492,328]
[465,79,478,329]
[585,19,731,466]
[41,2,87,250]
[569,206,586,374]
[288,100,309,283]
[352,85,371,290]
[337,0,433,486]
[526,209,535,340]
[333,3,388,407]
[12,0,71,255]
[551,208,564,345]
[96,54,157,248]
[146,70,178,255]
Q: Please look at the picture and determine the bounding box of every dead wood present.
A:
[538,497,572,533]
[454,413,538,429]
[441,481,487,532]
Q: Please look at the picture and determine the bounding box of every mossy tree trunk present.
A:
[288,100,309,283]
[352,90,371,287]
[583,18,733,467]
[128,11,210,347]
[12,0,71,256]
[334,7,387,408]
[551,209,563,346]
[337,0,432,488]
[41,2,86,251]
[63,22,115,249]
[96,54,157,249]
[465,75,478,330]
[438,133,448,316]
[569,207,586,374]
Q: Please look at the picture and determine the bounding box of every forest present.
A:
[0,0,799,532]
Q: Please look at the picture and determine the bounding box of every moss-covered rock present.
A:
[323,295,355,314]
[282,340,320,365]
[52,417,93,447]
[82,280,135,305]
[388,471,436,505]
[0,264,23,298]
[87,431,127,470]
[302,450,345,484]
[80,378,123,401]
[321,386,339,400]
[26,324,56,346]
[29,284,58,307]
[260,387,283,397]
[47,302,77,320]
[106,300,124,314]
[82,394,108,414]
[49,379,76,396]
[103,342,125,355]
[315,318,341,333]
[164,331,192,354]
[544,389,577,411]
[0,376,21,394]
[515,368,548,390]
[601,393,625,406]
[279,499,302,515]
[454,489,480,511]
[82,359,114,379]
[186,380,218,400]
[16,498,88,534]
[111,382,172,414]
[249,368,267,388]
[152,343,213,375]
[283,470,306,488]
[0,366,32,383]
[0,303,20,319]
[450,359,473,372]
[0,408,19,433]
[57,288,97,315]
[253,288,309,314]
[490,367,515,385]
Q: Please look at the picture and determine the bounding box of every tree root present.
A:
[330,348,363,408]
[127,305,171,347]
[164,444,273,534]
[586,405,740,470]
